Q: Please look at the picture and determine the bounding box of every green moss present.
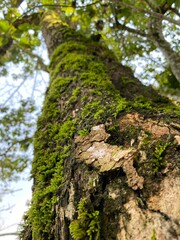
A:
[69,198,101,240]
[78,129,89,136]
[81,101,103,120]
[29,144,71,239]
[133,95,153,110]
[68,87,81,105]
[117,125,139,146]
[122,76,136,85]
[151,229,157,240]
[160,104,180,115]
[151,141,170,173]
[49,42,87,68]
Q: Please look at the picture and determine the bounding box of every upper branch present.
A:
[170,6,180,17]
[114,22,148,37]
[114,1,180,26]
[149,3,180,83]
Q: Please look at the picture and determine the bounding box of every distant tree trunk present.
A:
[20,12,180,240]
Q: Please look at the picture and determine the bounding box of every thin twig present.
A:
[2,79,27,106]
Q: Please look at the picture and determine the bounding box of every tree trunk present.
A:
[20,12,180,240]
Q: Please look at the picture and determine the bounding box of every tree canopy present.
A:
[0,0,179,187]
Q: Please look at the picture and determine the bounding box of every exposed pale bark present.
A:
[20,12,180,240]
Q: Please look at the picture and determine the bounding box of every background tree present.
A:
[0,0,179,239]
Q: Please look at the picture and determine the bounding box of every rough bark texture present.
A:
[20,12,180,240]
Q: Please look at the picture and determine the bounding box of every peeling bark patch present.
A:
[119,113,179,138]
[117,197,180,240]
[75,124,144,190]
[147,174,180,220]
[174,135,180,145]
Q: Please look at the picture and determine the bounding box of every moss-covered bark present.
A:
[20,12,180,240]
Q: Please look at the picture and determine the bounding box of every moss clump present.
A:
[133,95,153,110]
[69,198,101,240]
[68,87,81,105]
[78,129,89,136]
[151,229,157,240]
[151,141,170,173]
[138,139,171,177]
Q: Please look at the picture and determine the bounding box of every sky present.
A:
[0,2,49,235]
[0,169,32,240]
[0,56,49,239]
[0,67,48,239]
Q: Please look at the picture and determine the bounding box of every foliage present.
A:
[51,0,180,85]
[0,0,180,86]
[69,198,101,240]
[0,100,35,182]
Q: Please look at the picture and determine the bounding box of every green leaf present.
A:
[18,23,31,31]
[166,0,174,4]
[20,36,30,45]
[86,5,96,18]
[0,36,3,46]
[166,0,180,7]
[64,6,75,16]
[0,20,10,32]
[31,38,41,46]
[117,7,131,18]
[42,0,54,4]
[175,0,180,8]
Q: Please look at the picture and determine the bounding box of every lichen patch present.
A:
[75,124,144,190]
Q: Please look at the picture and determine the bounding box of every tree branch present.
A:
[149,5,180,83]
[114,22,149,37]
[0,232,18,237]
[114,1,180,26]
[143,0,157,10]
[170,7,180,17]
[0,0,24,56]
[11,0,24,8]
[0,39,13,56]
[0,12,42,58]
[18,45,49,73]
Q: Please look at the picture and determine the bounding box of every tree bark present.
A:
[20,12,180,240]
